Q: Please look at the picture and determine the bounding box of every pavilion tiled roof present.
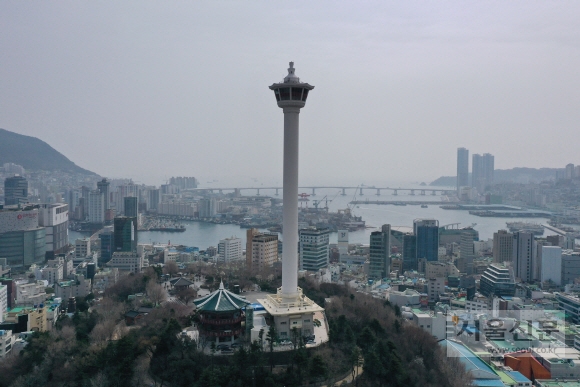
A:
[193,281,250,312]
[170,277,194,287]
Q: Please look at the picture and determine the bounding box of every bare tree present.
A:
[146,281,167,306]
[175,287,197,305]
[163,261,179,277]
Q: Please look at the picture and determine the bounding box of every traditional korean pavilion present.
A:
[193,281,250,345]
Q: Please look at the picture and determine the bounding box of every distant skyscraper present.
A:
[114,216,137,252]
[124,197,138,217]
[198,198,217,218]
[299,227,330,271]
[148,189,160,211]
[414,219,439,263]
[459,229,477,275]
[566,163,575,180]
[99,230,114,263]
[402,233,417,271]
[97,178,110,211]
[472,153,495,193]
[456,147,469,193]
[4,175,28,205]
[513,231,535,282]
[483,153,494,188]
[369,224,391,279]
[493,230,513,263]
[88,190,104,223]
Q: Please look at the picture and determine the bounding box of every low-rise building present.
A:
[15,277,47,307]
[93,268,119,292]
[387,289,421,307]
[108,252,144,273]
[54,275,91,300]
[0,329,15,358]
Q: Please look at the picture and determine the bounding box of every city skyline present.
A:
[1,2,579,185]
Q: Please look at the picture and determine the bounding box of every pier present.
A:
[349,200,443,205]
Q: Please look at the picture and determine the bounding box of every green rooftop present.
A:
[194,281,250,313]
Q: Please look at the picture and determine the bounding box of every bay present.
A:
[69,187,564,249]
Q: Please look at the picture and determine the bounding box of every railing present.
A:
[199,315,244,325]
[199,328,243,337]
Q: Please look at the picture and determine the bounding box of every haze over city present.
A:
[2,1,580,186]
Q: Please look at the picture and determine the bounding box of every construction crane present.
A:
[312,195,328,210]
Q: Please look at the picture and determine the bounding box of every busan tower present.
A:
[258,62,323,340]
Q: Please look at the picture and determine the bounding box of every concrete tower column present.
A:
[282,106,300,298]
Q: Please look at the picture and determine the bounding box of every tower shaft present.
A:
[281,107,300,298]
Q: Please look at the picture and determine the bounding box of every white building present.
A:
[0,329,16,358]
[75,238,91,259]
[541,246,562,286]
[427,277,446,302]
[411,310,447,340]
[387,289,421,307]
[299,227,330,271]
[0,284,7,323]
[108,251,144,273]
[88,190,104,223]
[158,201,196,217]
[217,237,242,262]
[37,203,69,254]
[15,278,47,306]
[42,257,65,284]
[198,198,217,218]
[54,274,91,300]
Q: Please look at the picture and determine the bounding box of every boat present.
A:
[506,222,544,235]
[150,227,186,232]
[421,204,428,208]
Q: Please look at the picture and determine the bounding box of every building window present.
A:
[291,87,303,100]
[279,88,290,100]
[280,322,287,325]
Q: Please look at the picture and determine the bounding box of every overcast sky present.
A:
[1,1,579,186]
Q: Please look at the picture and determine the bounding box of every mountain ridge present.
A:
[0,128,97,175]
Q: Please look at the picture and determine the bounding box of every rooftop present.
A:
[193,281,250,312]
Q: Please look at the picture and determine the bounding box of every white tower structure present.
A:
[269,62,314,300]
[258,63,323,339]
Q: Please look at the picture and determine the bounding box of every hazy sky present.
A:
[1,1,579,186]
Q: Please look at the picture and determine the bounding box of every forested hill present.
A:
[430,167,563,186]
[0,128,96,175]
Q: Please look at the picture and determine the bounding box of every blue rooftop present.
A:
[505,371,531,383]
[472,380,505,387]
[441,340,501,382]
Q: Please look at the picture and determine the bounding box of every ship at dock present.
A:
[141,217,186,232]
[506,221,544,235]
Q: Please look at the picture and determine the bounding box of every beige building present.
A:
[425,261,459,279]
[4,306,48,332]
[246,229,278,272]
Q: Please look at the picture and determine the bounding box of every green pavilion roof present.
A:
[193,281,250,312]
